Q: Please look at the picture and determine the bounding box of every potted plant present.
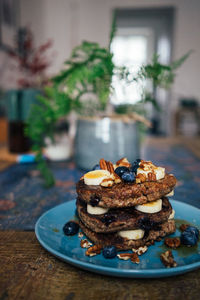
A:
[4,27,53,153]
[27,21,190,186]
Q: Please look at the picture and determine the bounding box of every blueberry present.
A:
[115,166,129,177]
[186,226,199,239]
[102,246,117,258]
[92,164,101,170]
[180,226,199,246]
[121,171,135,183]
[63,221,79,236]
[130,159,141,174]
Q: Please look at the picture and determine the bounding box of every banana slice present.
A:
[166,190,174,197]
[137,162,165,180]
[155,167,165,180]
[87,204,109,215]
[118,229,144,240]
[168,209,175,220]
[84,170,111,185]
[135,199,162,213]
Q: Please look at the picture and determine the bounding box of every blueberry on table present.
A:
[180,226,199,246]
[63,221,79,236]
[92,164,101,170]
[115,166,129,177]
[103,246,117,258]
[121,171,135,183]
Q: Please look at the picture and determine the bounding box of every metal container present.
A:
[75,117,140,170]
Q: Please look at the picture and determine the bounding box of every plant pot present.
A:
[74,116,140,170]
[5,89,40,153]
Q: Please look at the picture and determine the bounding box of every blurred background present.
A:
[0,0,200,149]
[0,0,200,229]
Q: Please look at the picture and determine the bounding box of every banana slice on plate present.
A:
[118,229,145,240]
[135,199,162,213]
[84,170,111,185]
[87,204,109,215]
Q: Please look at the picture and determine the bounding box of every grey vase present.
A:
[74,117,140,170]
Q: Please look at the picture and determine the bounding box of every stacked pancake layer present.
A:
[76,159,176,250]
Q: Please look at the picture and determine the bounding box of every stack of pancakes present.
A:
[76,159,176,250]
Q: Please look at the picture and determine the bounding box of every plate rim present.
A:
[35,199,200,278]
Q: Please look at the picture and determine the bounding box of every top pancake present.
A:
[76,173,176,208]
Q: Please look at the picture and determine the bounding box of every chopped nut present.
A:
[117,253,133,260]
[147,172,156,181]
[114,174,122,184]
[130,252,140,264]
[78,231,84,238]
[116,157,131,168]
[85,245,102,256]
[135,173,146,183]
[100,178,114,187]
[179,224,189,232]
[160,250,177,268]
[132,246,148,256]
[80,239,92,248]
[117,252,140,264]
[164,237,181,249]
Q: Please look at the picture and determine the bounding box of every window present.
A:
[111,27,154,105]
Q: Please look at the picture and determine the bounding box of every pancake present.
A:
[76,173,176,208]
[77,197,173,233]
[79,219,176,250]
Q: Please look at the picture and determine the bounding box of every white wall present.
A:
[1,0,200,103]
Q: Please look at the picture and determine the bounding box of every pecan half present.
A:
[179,224,189,232]
[147,172,156,181]
[85,245,102,256]
[135,173,146,183]
[100,178,114,187]
[106,161,115,174]
[160,250,177,268]
[99,158,107,170]
[80,239,92,248]
[116,157,131,168]
[117,253,132,260]
[132,246,148,256]
[130,252,140,264]
[164,237,181,249]
[117,253,140,264]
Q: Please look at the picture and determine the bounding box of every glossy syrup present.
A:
[158,218,200,258]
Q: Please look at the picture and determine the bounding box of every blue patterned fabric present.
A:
[0,143,200,230]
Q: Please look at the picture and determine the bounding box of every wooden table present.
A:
[1,137,200,299]
[0,232,200,300]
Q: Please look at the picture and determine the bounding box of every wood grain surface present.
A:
[0,231,200,300]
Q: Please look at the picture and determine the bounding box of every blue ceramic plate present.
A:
[35,199,200,278]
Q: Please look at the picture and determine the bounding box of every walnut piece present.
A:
[80,239,92,248]
[160,250,177,268]
[85,245,102,256]
[164,237,181,249]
